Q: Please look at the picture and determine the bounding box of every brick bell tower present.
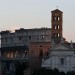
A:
[51,9,63,44]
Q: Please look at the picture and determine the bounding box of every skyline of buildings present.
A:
[0,0,75,42]
[0,8,75,75]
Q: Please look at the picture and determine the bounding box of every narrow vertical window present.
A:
[58,25,59,29]
[58,34,60,37]
[57,16,60,21]
[55,25,57,29]
[5,38,8,42]
[7,52,10,58]
[10,52,13,58]
[42,35,45,39]
[39,50,43,57]
[19,36,22,41]
[29,36,31,40]
[61,58,64,65]
[58,17,60,21]
[54,17,57,21]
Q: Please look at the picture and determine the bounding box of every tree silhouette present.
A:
[15,62,28,75]
[31,68,75,75]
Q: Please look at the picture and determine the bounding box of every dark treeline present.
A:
[31,68,75,75]
[15,62,28,75]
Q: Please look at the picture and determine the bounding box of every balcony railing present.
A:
[1,56,28,61]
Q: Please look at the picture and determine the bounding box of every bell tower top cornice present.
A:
[51,9,63,13]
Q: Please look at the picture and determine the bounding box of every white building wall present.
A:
[42,45,75,72]
[43,55,75,72]
[50,50,75,72]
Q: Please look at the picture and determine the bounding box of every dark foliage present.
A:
[15,62,28,75]
[31,68,75,75]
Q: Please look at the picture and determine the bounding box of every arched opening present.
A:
[39,50,43,57]
[55,25,57,29]
[57,16,60,21]
[54,16,57,21]
[58,25,60,29]
[57,33,60,37]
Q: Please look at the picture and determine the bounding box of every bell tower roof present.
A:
[51,9,63,13]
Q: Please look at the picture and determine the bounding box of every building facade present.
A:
[0,8,66,74]
[0,46,29,75]
[1,28,51,47]
[29,42,51,71]
[42,42,75,72]
[0,28,51,75]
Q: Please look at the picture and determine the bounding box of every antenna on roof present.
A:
[71,40,73,49]
[51,40,55,47]
[61,36,64,43]
[56,6,58,9]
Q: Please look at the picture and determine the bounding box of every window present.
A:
[55,25,57,29]
[54,25,60,30]
[39,50,43,57]
[58,33,60,37]
[40,45,42,47]
[60,58,64,65]
[54,16,57,21]
[29,36,31,40]
[7,52,10,58]
[10,52,14,58]
[54,16,60,21]
[19,36,22,41]
[42,35,45,39]
[15,51,18,58]
[57,16,60,21]
[24,50,27,57]
[58,25,59,29]
[5,38,8,42]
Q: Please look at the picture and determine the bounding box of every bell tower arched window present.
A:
[54,25,60,30]
[58,33,60,37]
[57,16,60,21]
[54,16,57,21]
[55,25,57,29]
[58,25,59,29]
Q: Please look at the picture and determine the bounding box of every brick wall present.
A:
[29,42,51,71]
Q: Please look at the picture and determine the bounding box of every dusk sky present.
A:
[0,0,75,42]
